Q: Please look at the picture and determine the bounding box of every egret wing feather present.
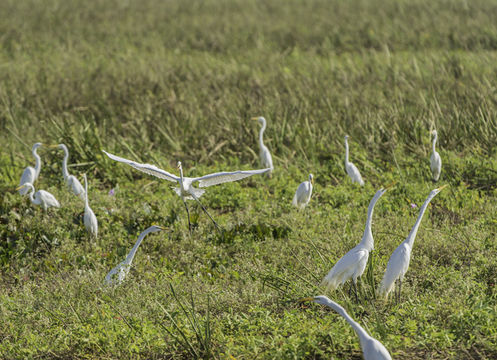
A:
[378,244,410,299]
[103,150,179,183]
[194,168,271,188]
[19,167,36,195]
[322,248,368,291]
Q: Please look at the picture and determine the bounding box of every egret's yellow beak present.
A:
[251,117,260,121]
[385,180,397,190]
[437,184,448,191]
[16,185,26,191]
[298,297,315,303]
[48,145,58,149]
[152,224,166,230]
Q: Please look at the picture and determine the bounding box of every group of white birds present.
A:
[16,118,444,359]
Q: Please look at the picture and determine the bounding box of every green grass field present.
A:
[2,0,497,358]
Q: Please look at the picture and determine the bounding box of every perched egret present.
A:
[300,296,392,360]
[430,130,442,182]
[292,174,314,209]
[102,150,271,231]
[378,185,447,301]
[16,183,60,211]
[19,142,43,195]
[50,144,85,199]
[104,225,165,285]
[321,187,389,301]
[344,135,364,186]
[252,117,273,177]
[83,174,98,238]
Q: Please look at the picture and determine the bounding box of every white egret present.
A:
[252,117,274,177]
[104,225,165,285]
[102,150,271,231]
[292,174,314,209]
[50,144,85,199]
[321,187,389,301]
[344,135,364,186]
[83,174,98,238]
[378,185,447,301]
[16,183,60,211]
[430,130,442,182]
[19,142,43,195]
[300,296,392,360]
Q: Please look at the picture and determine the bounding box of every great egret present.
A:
[292,174,314,209]
[16,183,60,211]
[252,117,273,177]
[102,150,271,231]
[321,187,389,301]
[430,130,442,182]
[300,296,392,360]
[344,135,364,186]
[83,174,98,238]
[104,225,165,285]
[50,144,85,199]
[378,185,447,301]
[19,142,43,195]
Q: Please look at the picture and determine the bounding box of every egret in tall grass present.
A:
[430,130,442,182]
[104,225,165,285]
[378,185,447,301]
[344,135,364,186]
[321,186,390,301]
[16,183,60,211]
[300,296,392,360]
[83,174,98,238]
[102,150,271,231]
[50,144,85,199]
[252,117,273,177]
[292,174,314,209]
[19,142,43,195]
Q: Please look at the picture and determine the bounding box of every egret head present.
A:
[299,295,330,307]
[149,225,166,233]
[16,183,34,193]
[49,144,67,151]
[432,184,448,195]
[32,142,43,150]
[431,129,438,137]
[344,135,349,141]
[177,161,182,170]
[251,116,265,125]
[309,174,314,184]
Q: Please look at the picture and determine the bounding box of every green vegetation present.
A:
[1,0,497,358]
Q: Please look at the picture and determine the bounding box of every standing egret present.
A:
[252,117,274,177]
[102,150,271,231]
[50,144,85,199]
[300,296,392,360]
[321,187,389,301]
[16,183,60,211]
[344,135,364,186]
[292,174,314,209]
[19,142,43,195]
[430,130,442,182]
[83,174,98,238]
[104,225,165,285]
[378,185,447,301]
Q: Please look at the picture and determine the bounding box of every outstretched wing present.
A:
[102,150,179,183]
[193,168,271,188]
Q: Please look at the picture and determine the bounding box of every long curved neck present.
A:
[345,138,349,164]
[259,120,266,149]
[33,148,42,179]
[327,301,370,344]
[432,133,437,153]
[360,191,383,250]
[27,185,35,203]
[404,194,435,248]
[62,147,69,179]
[124,228,153,265]
[84,175,89,207]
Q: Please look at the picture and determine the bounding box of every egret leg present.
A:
[182,198,192,233]
[191,195,222,233]
[352,281,359,303]
[398,279,402,303]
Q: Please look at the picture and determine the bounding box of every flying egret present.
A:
[321,187,389,301]
[252,117,273,177]
[378,185,447,302]
[19,142,43,195]
[83,174,98,238]
[292,174,314,209]
[344,135,364,186]
[102,150,271,231]
[104,225,165,285]
[16,183,60,211]
[300,296,392,360]
[430,130,442,182]
[50,144,85,199]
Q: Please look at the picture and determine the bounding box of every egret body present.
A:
[19,143,43,195]
[16,183,60,211]
[83,174,98,238]
[430,130,442,182]
[344,135,364,186]
[253,117,273,177]
[292,174,314,209]
[51,144,85,199]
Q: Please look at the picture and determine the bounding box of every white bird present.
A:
[102,150,271,231]
[105,225,165,285]
[83,174,98,238]
[50,144,85,200]
[321,187,389,300]
[252,116,274,177]
[430,130,442,182]
[16,183,60,211]
[292,174,314,209]
[344,135,364,186]
[300,296,392,360]
[19,142,43,195]
[378,185,447,301]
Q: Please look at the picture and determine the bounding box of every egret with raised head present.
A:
[50,144,85,199]
[252,116,273,177]
[19,143,43,195]
[344,135,364,186]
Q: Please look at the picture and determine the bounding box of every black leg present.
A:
[353,281,359,303]
[182,198,192,233]
[192,195,222,233]
[398,279,402,303]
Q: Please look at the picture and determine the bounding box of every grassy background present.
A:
[1,0,497,358]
